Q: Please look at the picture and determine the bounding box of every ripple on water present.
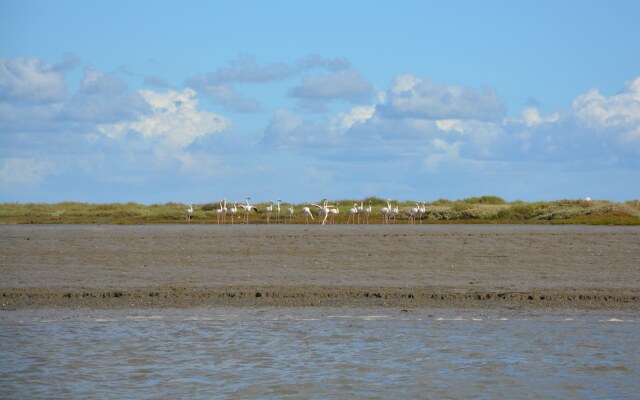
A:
[1,308,639,398]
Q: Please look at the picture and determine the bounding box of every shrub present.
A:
[496,203,537,220]
[431,198,452,206]
[462,196,507,205]
[452,202,473,212]
[625,200,640,211]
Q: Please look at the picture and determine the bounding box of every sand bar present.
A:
[1,224,639,310]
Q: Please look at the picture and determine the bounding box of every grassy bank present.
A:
[1,197,639,225]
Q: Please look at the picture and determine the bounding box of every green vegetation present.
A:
[461,195,507,205]
[0,198,638,225]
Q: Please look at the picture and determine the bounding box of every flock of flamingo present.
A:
[185,198,429,225]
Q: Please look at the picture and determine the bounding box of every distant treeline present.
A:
[1,197,639,225]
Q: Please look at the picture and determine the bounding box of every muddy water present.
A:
[1,308,639,398]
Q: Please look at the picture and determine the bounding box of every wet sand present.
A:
[1,224,639,310]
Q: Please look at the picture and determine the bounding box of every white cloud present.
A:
[379,74,505,121]
[294,55,350,72]
[263,75,640,169]
[185,55,331,113]
[0,57,67,103]
[195,83,261,113]
[98,88,229,149]
[571,77,640,147]
[288,69,374,103]
[334,105,375,130]
[519,108,559,127]
[390,74,422,94]
[436,119,467,133]
[63,68,149,123]
[188,54,351,86]
[189,55,295,85]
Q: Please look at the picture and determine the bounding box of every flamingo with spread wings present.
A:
[310,199,334,225]
[238,197,258,224]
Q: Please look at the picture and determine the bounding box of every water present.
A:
[1,308,639,399]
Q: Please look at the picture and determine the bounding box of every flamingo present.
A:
[310,199,334,225]
[275,199,282,224]
[391,203,399,224]
[301,206,314,223]
[418,201,426,223]
[329,203,340,224]
[215,198,227,224]
[357,201,364,224]
[347,203,359,224]
[286,206,295,223]
[364,201,372,224]
[229,201,238,224]
[409,202,420,224]
[379,200,391,224]
[238,197,258,224]
[222,198,228,223]
[186,203,193,224]
[264,201,274,224]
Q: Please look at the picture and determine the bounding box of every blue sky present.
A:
[1,0,639,204]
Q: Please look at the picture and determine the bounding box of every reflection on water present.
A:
[1,308,639,398]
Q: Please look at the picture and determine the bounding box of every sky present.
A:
[1,0,639,204]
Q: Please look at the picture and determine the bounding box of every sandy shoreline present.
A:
[2,224,639,310]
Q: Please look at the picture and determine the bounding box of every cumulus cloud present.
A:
[288,69,375,104]
[63,68,149,123]
[4,53,638,202]
[263,74,640,171]
[0,56,68,104]
[190,55,294,85]
[570,77,640,148]
[486,77,640,164]
[294,54,350,72]
[98,88,229,149]
[0,59,147,134]
[0,57,147,130]
[189,54,350,86]
[185,55,290,112]
[378,74,506,121]
[519,107,559,127]
[195,83,261,113]
[186,54,360,113]
[333,105,375,130]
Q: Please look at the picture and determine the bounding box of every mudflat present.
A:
[1,224,639,310]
